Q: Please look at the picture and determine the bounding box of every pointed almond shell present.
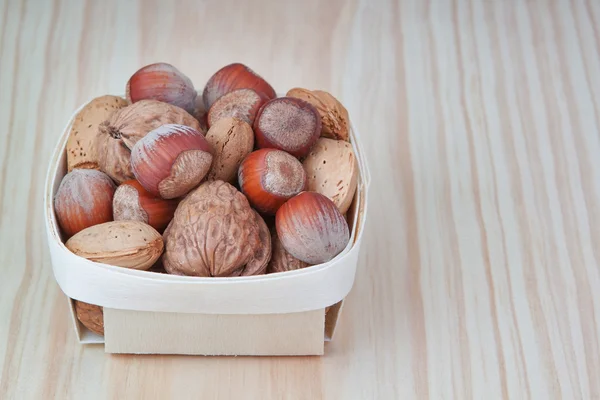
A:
[65,220,163,270]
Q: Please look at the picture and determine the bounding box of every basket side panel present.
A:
[103,309,325,356]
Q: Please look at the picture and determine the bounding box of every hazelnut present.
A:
[74,301,104,336]
[267,229,309,273]
[276,192,349,264]
[131,124,213,199]
[126,63,197,114]
[113,180,179,232]
[207,88,268,127]
[162,180,271,277]
[54,169,116,238]
[202,63,276,109]
[66,95,128,172]
[303,138,358,214]
[253,97,321,158]
[287,88,350,141]
[238,149,306,215]
[96,100,201,183]
[204,117,254,182]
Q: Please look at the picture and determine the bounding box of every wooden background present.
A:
[1,0,600,398]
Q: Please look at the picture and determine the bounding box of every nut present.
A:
[276,192,349,264]
[238,149,306,215]
[66,95,128,172]
[65,220,163,270]
[131,124,213,199]
[207,88,268,127]
[126,62,196,114]
[192,91,209,133]
[204,117,254,182]
[74,301,104,335]
[267,229,309,273]
[96,100,201,183]
[202,63,276,109]
[287,88,350,141]
[54,169,116,238]
[162,180,271,277]
[253,97,321,158]
[303,138,358,214]
[113,180,179,232]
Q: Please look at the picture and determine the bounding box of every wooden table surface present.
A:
[2,0,600,398]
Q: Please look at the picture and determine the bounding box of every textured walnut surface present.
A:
[66,95,128,172]
[267,229,309,273]
[96,100,201,183]
[163,180,271,277]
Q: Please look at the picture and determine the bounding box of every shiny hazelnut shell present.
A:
[54,169,116,238]
[275,191,350,264]
[126,62,196,115]
[130,124,213,199]
[202,63,276,109]
[238,149,307,215]
[112,180,179,232]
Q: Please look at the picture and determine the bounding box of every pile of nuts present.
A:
[55,62,359,335]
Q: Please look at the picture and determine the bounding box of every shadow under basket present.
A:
[44,96,371,356]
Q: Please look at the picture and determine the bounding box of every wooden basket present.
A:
[44,96,371,356]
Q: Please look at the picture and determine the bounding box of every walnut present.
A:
[267,229,309,273]
[96,100,201,183]
[162,180,271,277]
[66,95,128,172]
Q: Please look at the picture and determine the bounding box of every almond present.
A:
[74,301,104,335]
[65,220,163,270]
[303,138,358,214]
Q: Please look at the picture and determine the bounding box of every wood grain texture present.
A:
[1,0,599,398]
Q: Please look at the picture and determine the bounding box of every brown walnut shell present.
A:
[66,95,128,172]
[162,180,271,277]
[267,229,309,273]
[96,100,201,183]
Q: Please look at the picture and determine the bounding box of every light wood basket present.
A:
[44,96,371,356]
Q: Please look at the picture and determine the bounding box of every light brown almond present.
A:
[65,220,163,270]
[303,138,358,214]
[74,301,104,335]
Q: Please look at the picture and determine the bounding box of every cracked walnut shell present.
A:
[162,180,271,277]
